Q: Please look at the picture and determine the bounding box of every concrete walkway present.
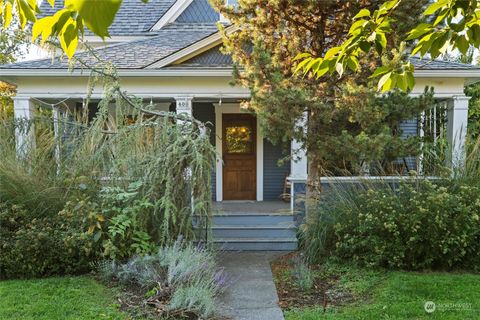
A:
[217,252,285,320]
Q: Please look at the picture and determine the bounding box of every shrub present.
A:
[301,178,480,270]
[0,201,101,278]
[96,239,226,318]
[292,256,314,290]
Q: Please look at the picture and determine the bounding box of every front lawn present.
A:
[0,276,129,320]
[272,255,480,320]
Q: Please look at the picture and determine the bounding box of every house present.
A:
[1,0,480,250]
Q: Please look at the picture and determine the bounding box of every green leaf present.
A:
[470,24,480,47]
[346,56,359,72]
[315,60,330,79]
[3,2,12,29]
[305,57,321,75]
[358,40,371,53]
[59,18,78,58]
[456,34,469,54]
[369,65,391,78]
[293,52,311,61]
[354,8,370,19]
[406,23,432,40]
[406,70,415,90]
[69,0,122,38]
[377,72,392,91]
[47,0,55,6]
[324,46,341,59]
[17,0,37,27]
[396,72,408,92]
[294,57,312,74]
[349,19,367,35]
[424,0,448,15]
[32,16,54,42]
[376,33,387,49]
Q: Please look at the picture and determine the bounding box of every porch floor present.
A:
[213,201,291,215]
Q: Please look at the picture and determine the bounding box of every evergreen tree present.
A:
[211,0,431,187]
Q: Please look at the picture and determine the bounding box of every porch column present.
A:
[290,113,308,179]
[446,95,470,169]
[290,112,308,211]
[175,96,195,213]
[13,96,36,157]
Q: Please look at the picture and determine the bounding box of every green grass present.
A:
[0,276,129,320]
[285,269,480,320]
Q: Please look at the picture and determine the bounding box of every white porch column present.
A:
[290,112,308,211]
[175,96,195,212]
[13,97,36,157]
[290,112,308,179]
[446,95,470,168]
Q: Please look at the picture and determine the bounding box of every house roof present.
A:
[410,57,478,70]
[1,0,479,75]
[1,23,219,69]
[41,0,176,36]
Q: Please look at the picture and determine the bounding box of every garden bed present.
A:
[271,253,480,320]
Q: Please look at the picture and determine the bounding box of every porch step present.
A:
[195,211,297,251]
[210,214,293,226]
[212,237,298,251]
[212,225,296,238]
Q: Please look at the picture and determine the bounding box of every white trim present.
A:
[0,68,234,78]
[213,103,263,201]
[256,116,264,201]
[2,65,479,78]
[147,25,238,69]
[150,0,194,31]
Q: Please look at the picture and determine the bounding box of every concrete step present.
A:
[212,225,296,238]
[212,237,298,251]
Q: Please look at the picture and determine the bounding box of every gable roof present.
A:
[41,0,176,36]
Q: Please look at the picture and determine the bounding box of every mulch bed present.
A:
[270,252,353,311]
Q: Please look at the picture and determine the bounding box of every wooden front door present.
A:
[222,114,256,200]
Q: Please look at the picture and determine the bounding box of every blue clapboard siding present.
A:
[176,0,219,23]
[192,103,216,199]
[399,118,418,171]
[263,140,291,200]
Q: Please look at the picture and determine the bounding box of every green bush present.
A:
[302,179,480,270]
[0,201,101,278]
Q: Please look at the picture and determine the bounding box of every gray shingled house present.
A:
[1,0,480,250]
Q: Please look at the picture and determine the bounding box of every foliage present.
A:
[212,0,432,179]
[0,201,101,278]
[0,276,128,320]
[96,240,226,318]
[296,0,480,92]
[301,178,480,270]
[98,181,156,260]
[0,61,215,278]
